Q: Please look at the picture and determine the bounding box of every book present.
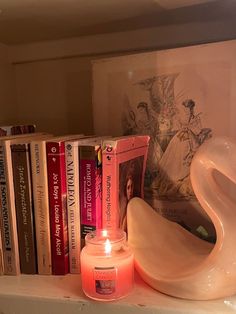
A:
[0,146,7,276]
[46,134,83,275]
[0,124,36,136]
[0,132,47,275]
[65,136,103,273]
[65,136,95,274]
[79,137,110,245]
[11,143,37,274]
[102,135,150,231]
[30,136,54,275]
[0,232,4,275]
[11,134,51,274]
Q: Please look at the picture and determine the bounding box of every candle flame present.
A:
[105,238,111,254]
[102,230,108,237]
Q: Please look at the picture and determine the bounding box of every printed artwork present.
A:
[119,72,216,241]
[122,73,212,200]
[92,39,236,241]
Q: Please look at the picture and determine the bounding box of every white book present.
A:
[65,136,97,274]
[30,137,54,275]
[0,132,46,275]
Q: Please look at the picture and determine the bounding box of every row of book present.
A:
[0,129,150,275]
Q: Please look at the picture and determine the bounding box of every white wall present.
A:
[14,57,93,135]
[10,18,236,135]
[9,19,236,63]
[0,44,17,125]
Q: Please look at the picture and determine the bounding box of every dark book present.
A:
[79,141,103,246]
[0,124,36,136]
[11,143,37,274]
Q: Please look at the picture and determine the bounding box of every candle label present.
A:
[94,266,117,295]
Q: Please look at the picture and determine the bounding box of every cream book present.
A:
[0,132,48,275]
[65,136,99,274]
[30,136,54,275]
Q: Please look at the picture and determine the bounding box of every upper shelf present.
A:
[0,273,235,314]
[0,0,235,45]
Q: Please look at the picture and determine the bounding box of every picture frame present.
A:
[92,39,236,242]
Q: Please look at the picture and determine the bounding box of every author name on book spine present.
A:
[105,175,111,225]
[52,172,62,257]
[0,148,12,251]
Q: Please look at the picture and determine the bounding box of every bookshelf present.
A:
[0,2,236,314]
[0,273,234,314]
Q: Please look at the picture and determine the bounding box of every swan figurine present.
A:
[127,137,236,300]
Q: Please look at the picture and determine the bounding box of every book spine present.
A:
[0,143,20,275]
[11,144,37,274]
[46,142,68,275]
[95,146,102,230]
[31,141,52,275]
[79,146,97,243]
[65,142,81,274]
[102,146,118,229]
[0,232,4,275]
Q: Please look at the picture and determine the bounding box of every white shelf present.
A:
[0,273,235,314]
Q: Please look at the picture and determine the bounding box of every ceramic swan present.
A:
[127,137,236,300]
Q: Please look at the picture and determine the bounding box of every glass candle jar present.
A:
[80,229,134,301]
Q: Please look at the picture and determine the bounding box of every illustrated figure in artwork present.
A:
[122,73,212,201]
[151,98,212,199]
[119,157,143,232]
[119,173,134,231]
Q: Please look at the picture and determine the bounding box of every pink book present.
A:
[46,141,69,275]
[102,135,150,231]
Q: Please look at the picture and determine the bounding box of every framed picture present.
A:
[92,39,236,242]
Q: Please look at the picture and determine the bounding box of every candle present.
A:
[80,229,134,301]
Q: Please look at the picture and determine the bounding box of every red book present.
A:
[46,140,68,275]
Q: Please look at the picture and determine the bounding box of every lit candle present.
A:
[80,229,134,301]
